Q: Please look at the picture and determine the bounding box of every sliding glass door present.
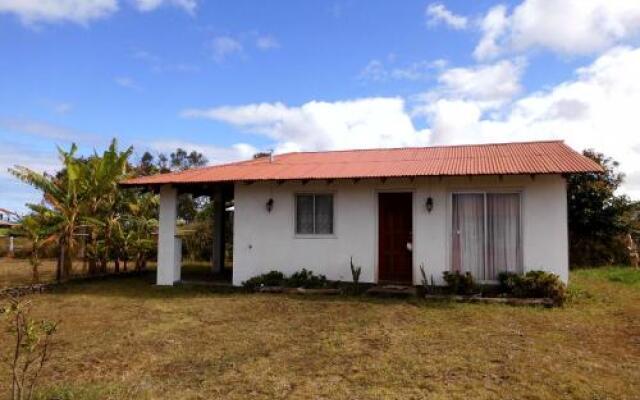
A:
[452,192,522,281]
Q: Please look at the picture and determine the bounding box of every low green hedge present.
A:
[242,269,328,291]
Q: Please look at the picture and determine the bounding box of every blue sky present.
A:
[2,0,640,213]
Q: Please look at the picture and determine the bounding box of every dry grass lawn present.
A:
[0,258,212,289]
[0,264,639,399]
[0,257,59,287]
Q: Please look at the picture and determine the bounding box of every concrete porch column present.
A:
[157,184,181,285]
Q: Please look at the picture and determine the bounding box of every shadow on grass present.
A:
[42,275,465,309]
[46,274,240,300]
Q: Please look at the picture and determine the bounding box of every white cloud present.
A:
[0,0,198,26]
[132,50,199,73]
[426,3,468,30]
[436,59,525,104]
[53,102,73,114]
[148,141,258,165]
[0,118,93,141]
[0,0,118,25]
[359,58,447,82]
[418,46,640,198]
[133,0,197,14]
[358,59,387,82]
[474,5,509,60]
[114,76,141,91]
[256,35,280,50]
[182,98,431,153]
[209,36,243,62]
[475,0,640,60]
[0,140,63,213]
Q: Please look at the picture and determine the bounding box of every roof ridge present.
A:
[277,139,565,157]
[133,155,262,179]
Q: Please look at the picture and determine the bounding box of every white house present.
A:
[122,140,601,287]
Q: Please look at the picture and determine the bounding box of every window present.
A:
[295,194,334,235]
[452,192,522,281]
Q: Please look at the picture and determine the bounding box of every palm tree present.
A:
[80,139,133,274]
[10,144,83,281]
[123,191,158,271]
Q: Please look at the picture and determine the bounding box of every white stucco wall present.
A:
[231,174,569,286]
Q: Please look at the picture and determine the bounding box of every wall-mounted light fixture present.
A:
[266,198,274,213]
[425,197,434,213]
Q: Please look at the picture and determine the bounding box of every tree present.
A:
[18,214,56,283]
[135,151,159,176]
[121,191,158,271]
[80,139,133,273]
[2,297,58,400]
[567,149,634,266]
[170,148,207,171]
[10,145,84,281]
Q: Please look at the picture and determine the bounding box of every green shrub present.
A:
[242,270,286,291]
[497,271,520,294]
[286,268,328,289]
[498,270,567,305]
[442,271,477,295]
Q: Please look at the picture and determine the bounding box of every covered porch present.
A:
[156,182,234,286]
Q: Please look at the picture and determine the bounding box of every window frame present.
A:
[450,190,523,283]
[294,192,336,238]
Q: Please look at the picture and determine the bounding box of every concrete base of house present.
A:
[423,294,556,307]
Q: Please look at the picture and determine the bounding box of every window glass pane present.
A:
[314,194,333,234]
[452,194,485,279]
[296,195,314,234]
[486,193,522,279]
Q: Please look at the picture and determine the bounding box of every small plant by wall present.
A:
[419,263,438,295]
[242,269,329,291]
[286,269,328,289]
[242,270,286,291]
[349,257,362,294]
[442,271,477,295]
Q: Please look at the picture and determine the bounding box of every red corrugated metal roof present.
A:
[121,140,603,186]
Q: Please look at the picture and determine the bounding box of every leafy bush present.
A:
[497,271,520,294]
[498,270,567,305]
[442,271,477,295]
[3,296,58,400]
[242,270,286,291]
[286,268,328,289]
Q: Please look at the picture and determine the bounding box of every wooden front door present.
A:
[378,192,413,283]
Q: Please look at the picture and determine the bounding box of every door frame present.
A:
[375,189,416,284]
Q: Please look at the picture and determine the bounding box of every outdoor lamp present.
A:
[426,197,434,213]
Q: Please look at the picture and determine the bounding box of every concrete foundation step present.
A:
[366,284,416,297]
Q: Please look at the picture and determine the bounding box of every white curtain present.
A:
[452,194,485,278]
[487,193,522,279]
[314,195,333,234]
[296,195,314,234]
